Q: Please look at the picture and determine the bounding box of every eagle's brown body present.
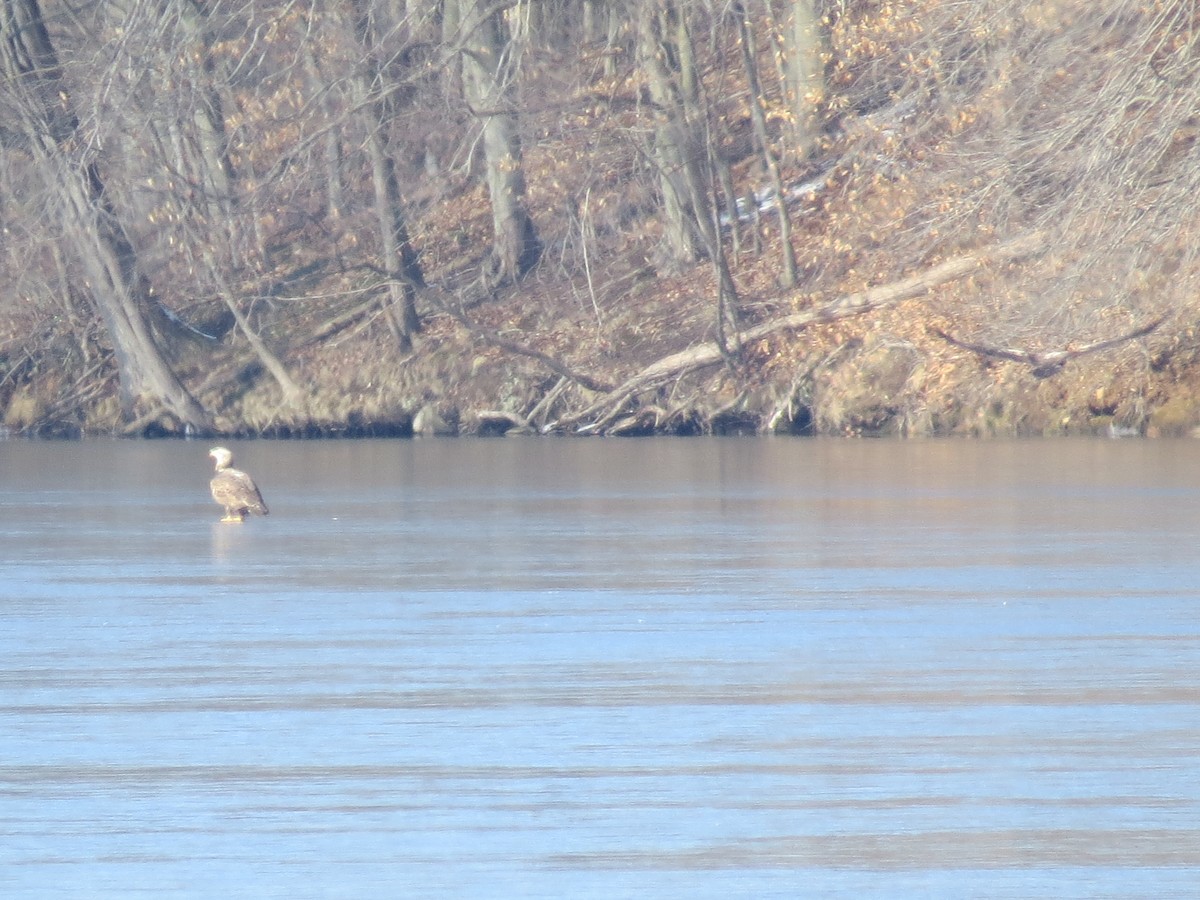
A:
[209,447,269,523]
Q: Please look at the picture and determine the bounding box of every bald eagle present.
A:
[209,447,269,523]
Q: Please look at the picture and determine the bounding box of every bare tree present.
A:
[634,1,741,349]
[736,1,798,287]
[153,0,237,221]
[777,0,825,160]
[636,0,709,267]
[346,0,426,349]
[878,1,1197,343]
[0,0,212,431]
[454,0,541,287]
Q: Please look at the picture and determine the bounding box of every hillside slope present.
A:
[1,1,1197,438]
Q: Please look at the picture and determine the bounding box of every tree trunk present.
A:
[458,0,541,287]
[366,128,425,346]
[348,0,426,349]
[177,0,237,219]
[352,67,426,348]
[303,41,346,221]
[637,0,709,268]
[780,0,825,159]
[0,0,212,431]
[635,0,738,346]
[737,3,797,287]
[199,245,304,406]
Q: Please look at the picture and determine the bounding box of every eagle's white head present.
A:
[209,447,234,471]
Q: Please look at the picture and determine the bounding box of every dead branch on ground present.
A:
[928,316,1164,378]
[553,232,1046,432]
[426,289,615,394]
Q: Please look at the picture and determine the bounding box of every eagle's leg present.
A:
[220,508,245,523]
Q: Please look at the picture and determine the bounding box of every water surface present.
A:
[2,438,1200,897]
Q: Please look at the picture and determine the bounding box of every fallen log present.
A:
[554,232,1046,431]
[928,316,1163,378]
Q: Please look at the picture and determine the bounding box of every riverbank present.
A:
[3,250,1189,440]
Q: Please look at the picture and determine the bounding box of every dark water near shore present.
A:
[2,438,1200,898]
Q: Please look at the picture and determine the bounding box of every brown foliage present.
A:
[1,0,1196,436]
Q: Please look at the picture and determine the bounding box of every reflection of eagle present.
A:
[929,318,1163,378]
[209,447,269,523]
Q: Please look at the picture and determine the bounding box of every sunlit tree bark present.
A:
[779,0,825,159]
[456,0,541,287]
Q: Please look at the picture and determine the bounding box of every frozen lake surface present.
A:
[2,437,1200,897]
